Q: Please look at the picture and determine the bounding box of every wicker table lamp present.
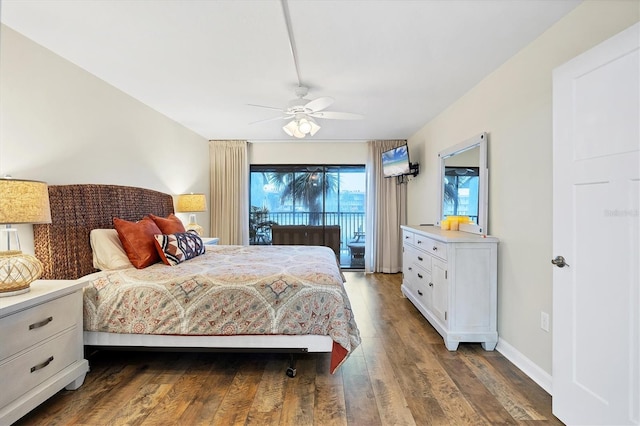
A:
[176,193,206,236]
[0,178,52,296]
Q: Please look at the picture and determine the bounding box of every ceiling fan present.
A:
[247,1,363,138]
[248,86,363,138]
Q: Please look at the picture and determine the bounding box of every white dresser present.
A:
[0,280,89,425]
[401,225,498,351]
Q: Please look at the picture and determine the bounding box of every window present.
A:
[443,166,479,222]
[250,165,365,268]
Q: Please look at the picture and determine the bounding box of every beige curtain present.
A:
[365,140,407,273]
[209,140,249,245]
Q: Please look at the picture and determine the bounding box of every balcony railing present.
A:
[250,211,365,251]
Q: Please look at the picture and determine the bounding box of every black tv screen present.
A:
[382,144,410,177]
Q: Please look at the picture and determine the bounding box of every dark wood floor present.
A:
[15,272,562,425]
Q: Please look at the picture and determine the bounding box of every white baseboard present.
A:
[496,338,553,395]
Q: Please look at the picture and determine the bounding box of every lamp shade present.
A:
[0,178,51,224]
[176,193,207,213]
[0,178,51,297]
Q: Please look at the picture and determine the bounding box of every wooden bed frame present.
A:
[33,184,333,376]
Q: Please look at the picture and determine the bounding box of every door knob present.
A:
[551,255,569,268]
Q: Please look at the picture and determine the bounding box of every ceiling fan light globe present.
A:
[283,120,297,136]
[309,121,321,136]
[298,118,312,134]
[293,127,306,138]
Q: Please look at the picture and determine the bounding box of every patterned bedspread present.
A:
[83,245,361,372]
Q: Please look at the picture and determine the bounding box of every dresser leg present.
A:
[65,373,87,391]
[481,341,497,351]
[445,340,460,351]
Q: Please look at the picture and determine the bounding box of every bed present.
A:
[33,184,360,375]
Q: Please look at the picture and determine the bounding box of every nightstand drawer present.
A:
[0,327,78,408]
[0,292,80,360]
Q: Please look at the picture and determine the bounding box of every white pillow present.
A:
[90,229,133,270]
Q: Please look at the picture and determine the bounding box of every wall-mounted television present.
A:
[382,144,411,177]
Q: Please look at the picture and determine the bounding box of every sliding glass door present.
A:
[249,165,365,269]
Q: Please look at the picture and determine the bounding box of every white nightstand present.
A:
[0,280,90,425]
[202,237,219,245]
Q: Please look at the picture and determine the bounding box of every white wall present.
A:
[407,0,640,379]
[0,25,210,242]
[249,141,368,164]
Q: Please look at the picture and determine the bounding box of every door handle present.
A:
[551,255,569,268]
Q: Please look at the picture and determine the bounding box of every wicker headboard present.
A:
[34,184,174,280]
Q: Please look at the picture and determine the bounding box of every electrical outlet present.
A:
[540,311,550,332]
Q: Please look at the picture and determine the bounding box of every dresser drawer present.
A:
[0,327,78,408]
[402,246,431,273]
[408,248,431,271]
[415,235,447,261]
[413,271,432,305]
[413,267,431,288]
[403,245,416,275]
[402,230,414,245]
[0,292,80,360]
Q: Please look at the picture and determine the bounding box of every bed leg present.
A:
[286,353,297,378]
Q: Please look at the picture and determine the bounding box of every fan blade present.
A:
[309,111,364,120]
[304,96,334,112]
[249,115,292,125]
[246,103,285,112]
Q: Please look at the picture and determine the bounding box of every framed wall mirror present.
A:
[437,132,488,234]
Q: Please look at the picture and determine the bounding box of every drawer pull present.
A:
[432,246,438,251]
[417,290,423,296]
[30,356,54,373]
[417,273,423,279]
[417,256,424,262]
[417,240,423,244]
[29,316,53,330]
[429,282,434,287]
[408,266,412,271]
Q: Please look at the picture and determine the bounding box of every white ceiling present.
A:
[0,0,581,142]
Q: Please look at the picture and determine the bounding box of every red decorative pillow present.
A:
[147,213,186,234]
[113,217,162,269]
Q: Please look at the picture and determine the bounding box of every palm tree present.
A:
[444,172,474,216]
[443,175,459,214]
[267,170,339,225]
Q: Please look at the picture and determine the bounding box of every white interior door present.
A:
[552,22,639,425]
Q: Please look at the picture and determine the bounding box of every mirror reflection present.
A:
[443,147,480,224]
[438,133,488,234]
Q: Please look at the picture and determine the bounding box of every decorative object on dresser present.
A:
[175,193,207,236]
[401,225,498,351]
[0,279,89,425]
[0,178,52,297]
